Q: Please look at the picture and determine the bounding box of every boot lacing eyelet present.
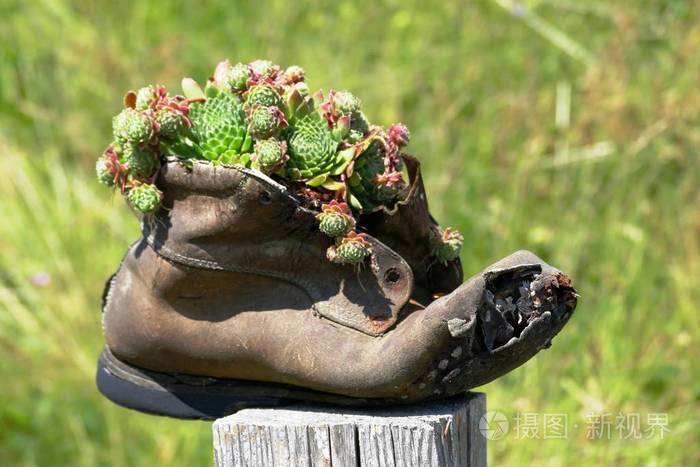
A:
[259,191,272,204]
[384,268,401,285]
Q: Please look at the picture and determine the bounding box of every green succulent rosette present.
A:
[283,98,353,189]
[187,88,253,165]
[127,183,162,214]
[124,144,157,179]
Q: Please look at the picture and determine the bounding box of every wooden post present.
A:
[213,392,486,467]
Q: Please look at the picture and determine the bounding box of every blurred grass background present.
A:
[0,0,698,465]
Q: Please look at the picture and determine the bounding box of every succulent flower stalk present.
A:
[317,200,355,238]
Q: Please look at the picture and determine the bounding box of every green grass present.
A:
[1,0,698,465]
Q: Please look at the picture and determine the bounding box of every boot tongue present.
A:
[360,155,463,295]
[143,160,413,336]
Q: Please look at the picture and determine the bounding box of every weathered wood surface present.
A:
[213,392,486,467]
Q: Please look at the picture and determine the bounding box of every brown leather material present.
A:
[142,160,413,335]
[360,155,463,296]
[102,160,578,403]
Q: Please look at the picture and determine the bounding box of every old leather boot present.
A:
[98,158,577,420]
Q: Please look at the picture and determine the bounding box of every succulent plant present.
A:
[332,90,361,116]
[433,227,464,264]
[327,231,372,265]
[284,99,352,186]
[249,59,280,81]
[113,108,153,145]
[188,90,252,163]
[317,201,355,238]
[245,84,283,109]
[124,145,157,179]
[248,105,287,139]
[96,157,115,186]
[253,138,287,172]
[135,85,157,111]
[213,60,250,93]
[388,123,410,148]
[127,183,162,214]
[283,65,305,84]
[156,108,186,139]
[98,59,431,266]
[228,63,250,92]
[97,144,130,189]
[293,82,310,98]
[346,140,390,210]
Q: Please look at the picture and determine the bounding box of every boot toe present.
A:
[412,250,577,399]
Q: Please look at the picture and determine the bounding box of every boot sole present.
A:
[96,347,395,420]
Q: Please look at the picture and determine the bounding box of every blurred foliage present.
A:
[0,0,699,465]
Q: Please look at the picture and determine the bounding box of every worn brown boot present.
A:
[97,158,577,419]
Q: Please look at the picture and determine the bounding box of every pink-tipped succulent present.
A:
[432,227,464,264]
[327,231,372,265]
[320,89,361,128]
[316,200,356,238]
[97,144,129,190]
[248,60,281,84]
[387,123,410,148]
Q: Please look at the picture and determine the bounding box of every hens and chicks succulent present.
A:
[97,59,462,266]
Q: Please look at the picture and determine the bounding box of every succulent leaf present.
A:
[181,77,205,100]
